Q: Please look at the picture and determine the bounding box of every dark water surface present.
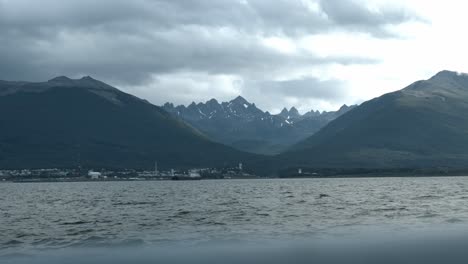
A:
[2,177,468,262]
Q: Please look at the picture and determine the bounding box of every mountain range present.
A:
[162,97,355,154]
[0,76,258,170]
[2,70,468,174]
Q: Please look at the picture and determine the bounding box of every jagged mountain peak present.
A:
[289,107,300,116]
[230,95,250,105]
[161,97,357,155]
[278,108,289,119]
[278,107,301,119]
[206,98,219,104]
[162,97,356,125]
[339,104,349,111]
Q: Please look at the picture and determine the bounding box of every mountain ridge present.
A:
[280,70,468,169]
[0,76,259,170]
[163,96,356,155]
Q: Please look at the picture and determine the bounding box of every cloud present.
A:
[122,72,243,107]
[256,78,348,100]
[241,77,349,113]
[319,0,417,35]
[0,0,420,111]
[0,0,417,36]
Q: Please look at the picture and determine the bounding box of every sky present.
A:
[1,0,467,113]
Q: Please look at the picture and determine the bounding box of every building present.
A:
[188,169,201,178]
[88,171,102,180]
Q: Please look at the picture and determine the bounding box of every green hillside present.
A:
[281,70,468,169]
[0,77,258,170]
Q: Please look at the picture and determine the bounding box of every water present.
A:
[2,177,468,262]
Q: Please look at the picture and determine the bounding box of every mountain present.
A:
[281,70,468,169]
[278,107,301,120]
[0,76,258,170]
[162,97,355,155]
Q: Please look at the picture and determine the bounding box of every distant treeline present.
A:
[278,167,468,178]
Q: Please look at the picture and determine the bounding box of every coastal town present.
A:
[0,163,261,182]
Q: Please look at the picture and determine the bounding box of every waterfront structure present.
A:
[88,171,102,180]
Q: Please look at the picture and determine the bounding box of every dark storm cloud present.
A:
[0,0,417,78]
[0,24,375,84]
[319,0,418,37]
[0,0,416,35]
[320,0,407,25]
[0,0,419,109]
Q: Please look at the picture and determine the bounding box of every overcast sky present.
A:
[1,0,467,113]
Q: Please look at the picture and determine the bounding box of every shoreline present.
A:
[3,174,468,183]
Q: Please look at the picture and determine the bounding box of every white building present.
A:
[188,169,201,178]
[88,171,102,179]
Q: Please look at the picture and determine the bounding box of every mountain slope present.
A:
[281,70,468,169]
[163,97,355,155]
[0,77,257,169]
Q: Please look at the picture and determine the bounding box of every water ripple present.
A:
[2,177,468,253]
